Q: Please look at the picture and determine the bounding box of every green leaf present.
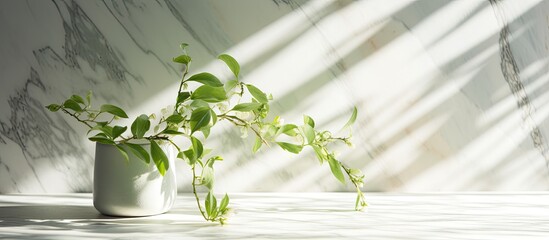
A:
[252,136,262,153]
[86,90,92,105]
[203,148,213,157]
[219,193,229,211]
[191,85,227,103]
[264,125,279,139]
[177,92,191,104]
[161,129,184,135]
[125,143,150,164]
[70,95,85,105]
[190,99,209,109]
[112,126,127,139]
[303,115,315,128]
[187,72,223,87]
[150,140,169,176]
[88,133,115,145]
[95,121,108,127]
[302,125,315,144]
[245,84,268,103]
[180,43,189,50]
[165,114,184,124]
[224,80,238,92]
[276,142,303,154]
[231,102,263,112]
[183,149,196,165]
[190,107,211,133]
[63,99,83,112]
[100,104,128,118]
[210,109,218,125]
[278,124,298,136]
[46,104,61,112]
[355,192,368,211]
[311,145,327,164]
[173,54,191,65]
[201,127,211,139]
[87,124,112,137]
[201,165,214,189]
[131,114,150,138]
[207,155,223,166]
[327,157,345,184]
[218,54,240,78]
[115,145,129,163]
[191,136,204,159]
[342,106,358,130]
[205,191,217,217]
[99,125,114,137]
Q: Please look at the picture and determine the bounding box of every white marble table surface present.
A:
[0,193,548,239]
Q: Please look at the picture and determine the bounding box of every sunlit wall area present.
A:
[0,0,548,193]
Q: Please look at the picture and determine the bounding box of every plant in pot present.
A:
[46,43,367,224]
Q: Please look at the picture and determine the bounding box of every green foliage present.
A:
[245,84,268,103]
[124,143,150,164]
[112,126,127,139]
[303,115,315,128]
[89,133,115,145]
[327,156,345,184]
[150,140,169,176]
[46,104,61,112]
[224,80,238,92]
[173,54,191,65]
[63,99,83,112]
[187,72,223,87]
[276,142,303,154]
[301,125,315,144]
[46,43,365,225]
[70,95,85,105]
[177,92,191,105]
[218,54,240,78]
[191,85,227,103]
[100,104,128,118]
[231,102,263,112]
[189,107,211,133]
[115,144,130,163]
[343,107,358,130]
[131,114,150,138]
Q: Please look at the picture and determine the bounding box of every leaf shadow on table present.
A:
[0,204,219,239]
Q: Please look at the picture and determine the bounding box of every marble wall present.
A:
[1,0,549,193]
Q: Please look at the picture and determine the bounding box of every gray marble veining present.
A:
[490,0,549,169]
[1,0,549,193]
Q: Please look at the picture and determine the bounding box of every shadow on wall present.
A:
[1,0,549,193]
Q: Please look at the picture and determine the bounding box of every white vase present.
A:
[93,142,177,217]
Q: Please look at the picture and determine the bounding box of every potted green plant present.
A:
[46,43,367,224]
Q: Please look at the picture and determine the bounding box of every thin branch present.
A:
[61,108,93,128]
[219,114,269,146]
[192,165,209,221]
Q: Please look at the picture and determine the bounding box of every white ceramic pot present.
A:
[93,142,177,217]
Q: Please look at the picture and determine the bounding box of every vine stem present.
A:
[175,63,190,110]
[192,165,209,221]
[340,164,356,187]
[341,163,364,194]
[165,138,181,152]
[61,108,93,128]
[218,114,269,146]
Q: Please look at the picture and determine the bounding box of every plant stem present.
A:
[341,164,361,192]
[175,63,190,109]
[61,108,93,128]
[218,114,268,146]
[192,165,209,221]
[165,138,182,152]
